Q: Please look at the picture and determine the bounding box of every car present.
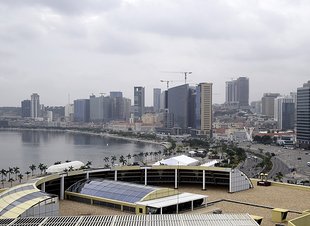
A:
[307,162,310,167]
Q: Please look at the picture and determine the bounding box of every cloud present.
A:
[0,0,310,106]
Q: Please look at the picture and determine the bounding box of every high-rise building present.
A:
[31,93,40,118]
[21,100,31,118]
[236,77,249,107]
[250,101,262,114]
[261,93,280,117]
[168,84,189,129]
[134,87,145,120]
[110,91,123,98]
[65,104,74,121]
[153,88,161,113]
[160,90,168,110]
[74,99,90,122]
[225,77,249,108]
[195,83,213,136]
[90,95,112,122]
[274,96,295,130]
[296,81,310,149]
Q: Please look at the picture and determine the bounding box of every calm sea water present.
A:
[0,130,162,172]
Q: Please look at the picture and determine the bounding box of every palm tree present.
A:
[126,154,132,164]
[8,178,14,187]
[111,155,117,166]
[104,157,109,163]
[38,163,44,175]
[25,171,31,179]
[18,174,24,183]
[7,167,14,180]
[42,165,47,174]
[119,155,127,166]
[104,164,110,169]
[144,152,149,162]
[29,164,36,176]
[1,179,5,188]
[0,169,7,181]
[13,167,20,180]
[86,161,92,169]
[68,166,74,171]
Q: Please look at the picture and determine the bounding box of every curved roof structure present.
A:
[0,182,56,219]
[46,161,84,173]
[153,155,199,166]
[66,179,169,203]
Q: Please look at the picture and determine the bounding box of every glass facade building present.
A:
[296,81,310,149]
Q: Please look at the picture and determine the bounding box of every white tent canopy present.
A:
[153,155,199,166]
[46,161,85,173]
[200,160,219,167]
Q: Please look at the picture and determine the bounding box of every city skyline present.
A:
[1,0,310,106]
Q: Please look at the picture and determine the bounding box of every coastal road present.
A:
[268,157,291,179]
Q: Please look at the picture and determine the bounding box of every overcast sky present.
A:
[0,0,309,107]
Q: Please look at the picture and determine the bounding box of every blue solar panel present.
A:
[66,179,158,203]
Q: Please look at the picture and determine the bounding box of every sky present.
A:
[0,0,309,107]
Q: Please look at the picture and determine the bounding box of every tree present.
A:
[68,166,74,171]
[29,164,36,176]
[7,167,14,180]
[111,155,117,166]
[104,157,109,163]
[25,171,31,179]
[104,164,110,169]
[38,163,44,175]
[1,179,5,188]
[42,165,47,174]
[18,174,24,183]
[8,178,14,187]
[86,161,92,169]
[0,169,7,181]
[54,161,61,165]
[126,154,132,164]
[13,167,20,180]
[275,172,283,182]
[119,155,127,166]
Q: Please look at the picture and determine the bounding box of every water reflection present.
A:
[21,131,40,144]
[0,130,163,172]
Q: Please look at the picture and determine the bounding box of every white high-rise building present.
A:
[31,93,40,119]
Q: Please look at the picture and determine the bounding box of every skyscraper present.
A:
[168,84,189,129]
[236,77,249,107]
[296,81,310,149]
[74,99,90,122]
[134,86,145,120]
[225,77,249,108]
[153,88,161,113]
[21,100,31,118]
[31,93,40,118]
[110,91,123,98]
[261,93,280,117]
[274,96,295,130]
[195,83,213,137]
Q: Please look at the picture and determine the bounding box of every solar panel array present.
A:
[0,214,259,226]
[67,179,157,203]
